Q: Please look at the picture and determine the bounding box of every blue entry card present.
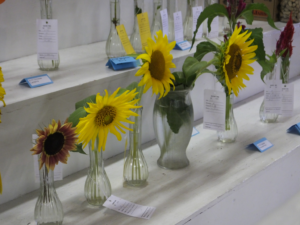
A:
[106,56,137,71]
[247,137,273,152]
[287,123,300,135]
[174,41,191,51]
[19,74,53,88]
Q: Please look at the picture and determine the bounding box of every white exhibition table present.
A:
[1,21,300,224]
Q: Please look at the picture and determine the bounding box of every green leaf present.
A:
[257,59,273,82]
[239,3,278,30]
[191,4,229,49]
[245,28,265,61]
[68,107,87,128]
[75,95,96,110]
[135,5,142,14]
[172,72,185,86]
[194,41,219,62]
[72,143,87,155]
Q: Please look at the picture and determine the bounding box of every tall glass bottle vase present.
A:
[217,92,238,143]
[167,0,180,42]
[184,0,201,41]
[106,0,126,59]
[153,89,194,170]
[260,63,279,123]
[124,108,148,186]
[84,138,112,206]
[280,56,290,84]
[151,0,163,39]
[38,0,60,71]
[34,162,63,225]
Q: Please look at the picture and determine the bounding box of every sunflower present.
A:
[223,26,258,96]
[0,67,6,123]
[76,88,141,152]
[0,172,2,194]
[135,30,176,99]
[31,120,77,171]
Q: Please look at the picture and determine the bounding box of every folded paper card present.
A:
[192,127,200,137]
[287,123,300,135]
[174,41,191,51]
[247,137,273,152]
[106,56,137,71]
[20,74,53,88]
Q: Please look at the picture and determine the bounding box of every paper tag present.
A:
[192,127,200,137]
[116,24,136,54]
[247,137,273,152]
[173,11,184,43]
[103,195,156,220]
[36,19,59,60]
[19,74,53,88]
[203,90,226,131]
[32,134,63,182]
[174,41,191,51]
[281,83,294,116]
[207,17,219,38]
[106,56,137,71]
[287,122,300,135]
[137,12,151,51]
[264,80,282,114]
[160,9,169,37]
[193,6,203,39]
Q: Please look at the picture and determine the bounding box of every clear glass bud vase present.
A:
[84,138,112,206]
[106,0,126,59]
[130,0,146,54]
[217,93,238,143]
[153,89,194,170]
[124,107,148,186]
[280,56,290,84]
[151,0,163,40]
[184,0,201,41]
[34,162,63,225]
[38,0,60,71]
[167,0,180,42]
[260,63,279,123]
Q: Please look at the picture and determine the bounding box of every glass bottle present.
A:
[130,0,145,54]
[203,0,222,38]
[106,0,126,59]
[84,138,112,206]
[123,108,148,186]
[260,63,279,123]
[184,0,202,41]
[280,56,290,84]
[38,0,60,71]
[217,93,238,143]
[167,0,180,42]
[151,0,163,40]
[34,162,63,225]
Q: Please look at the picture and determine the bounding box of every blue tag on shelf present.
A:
[246,137,273,153]
[287,123,300,135]
[174,41,191,51]
[106,56,137,71]
[19,74,53,88]
[192,127,200,137]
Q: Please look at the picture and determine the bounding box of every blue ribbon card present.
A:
[174,41,192,51]
[106,56,137,71]
[247,137,273,152]
[19,74,53,88]
[287,123,300,135]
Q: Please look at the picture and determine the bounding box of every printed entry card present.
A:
[160,8,169,37]
[247,137,273,153]
[287,122,300,135]
[192,6,203,39]
[264,80,282,114]
[106,56,137,71]
[207,17,219,39]
[37,19,59,60]
[20,74,53,88]
[173,11,184,43]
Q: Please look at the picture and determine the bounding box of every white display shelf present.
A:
[1,75,300,225]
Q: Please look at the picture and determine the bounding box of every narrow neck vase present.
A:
[106,0,126,59]
[280,56,290,84]
[184,0,201,41]
[167,0,180,42]
[34,162,63,225]
[123,107,148,186]
[38,0,60,71]
[151,0,163,39]
[84,138,112,206]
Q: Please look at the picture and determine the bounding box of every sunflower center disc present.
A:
[95,106,117,126]
[44,132,65,156]
[226,43,242,80]
[149,50,166,81]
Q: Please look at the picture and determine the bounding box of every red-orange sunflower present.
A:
[31,119,77,171]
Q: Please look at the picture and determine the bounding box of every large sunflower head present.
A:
[76,88,141,152]
[31,120,78,171]
[135,30,176,99]
[223,26,258,96]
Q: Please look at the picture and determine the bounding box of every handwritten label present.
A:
[203,89,226,131]
[264,80,282,114]
[281,83,294,116]
[160,9,169,37]
[116,24,135,54]
[137,12,151,50]
[36,19,58,60]
[173,11,184,43]
[193,6,203,39]
[20,74,53,88]
[103,195,156,220]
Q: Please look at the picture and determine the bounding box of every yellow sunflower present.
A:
[223,26,258,96]
[76,88,141,152]
[0,67,6,123]
[135,30,176,99]
[31,120,78,171]
[0,172,2,194]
